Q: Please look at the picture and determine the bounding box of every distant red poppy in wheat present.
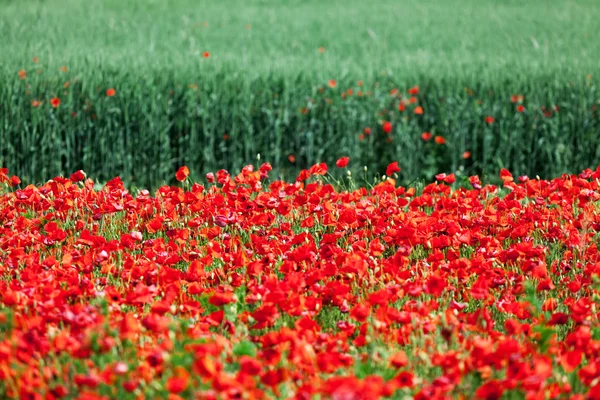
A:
[336,157,350,168]
[383,121,392,134]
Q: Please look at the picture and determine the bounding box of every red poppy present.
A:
[288,154,296,163]
[408,85,419,95]
[386,162,400,176]
[414,106,423,115]
[434,135,446,145]
[390,351,408,368]
[421,132,432,141]
[383,121,392,134]
[175,166,190,182]
[31,100,41,108]
[70,170,86,183]
[50,97,61,108]
[60,66,68,73]
[363,127,371,135]
[203,51,210,58]
[328,79,337,88]
[463,151,471,159]
[336,157,350,168]
[485,116,495,124]
[106,88,116,97]
[18,70,26,80]
[517,105,525,113]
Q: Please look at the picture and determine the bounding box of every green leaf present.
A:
[233,340,257,357]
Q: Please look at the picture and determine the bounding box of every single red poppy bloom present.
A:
[434,136,446,145]
[31,100,40,108]
[18,70,26,80]
[386,162,401,176]
[166,377,188,394]
[106,88,116,97]
[50,97,61,108]
[328,79,337,88]
[336,157,350,168]
[421,132,432,141]
[485,116,495,124]
[363,127,371,135]
[175,166,190,182]
[463,151,471,159]
[70,170,86,182]
[288,154,296,163]
[382,121,392,134]
[517,105,525,113]
[203,51,210,58]
[408,85,419,95]
[414,106,424,115]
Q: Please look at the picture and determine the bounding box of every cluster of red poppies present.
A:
[1,163,600,399]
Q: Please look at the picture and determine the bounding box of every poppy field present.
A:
[3,163,600,399]
[3,0,600,398]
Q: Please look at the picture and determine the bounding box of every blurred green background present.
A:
[1,0,599,187]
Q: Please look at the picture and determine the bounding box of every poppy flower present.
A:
[106,88,116,97]
[408,85,419,95]
[336,157,350,168]
[517,105,525,113]
[382,121,392,134]
[421,132,432,141]
[50,97,61,108]
[485,116,495,124]
[60,66,68,73]
[328,80,337,89]
[463,151,471,159]
[414,106,423,115]
[363,127,371,135]
[70,170,86,183]
[175,166,190,182]
[288,154,296,163]
[386,162,400,177]
[203,51,210,58]
[31,100,40,108]
[434,136,446,145]
[18,70,26,80]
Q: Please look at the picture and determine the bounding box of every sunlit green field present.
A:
[1,0,599,188]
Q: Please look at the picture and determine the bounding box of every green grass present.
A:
[3,0,600,77]
[1,0,600,188]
